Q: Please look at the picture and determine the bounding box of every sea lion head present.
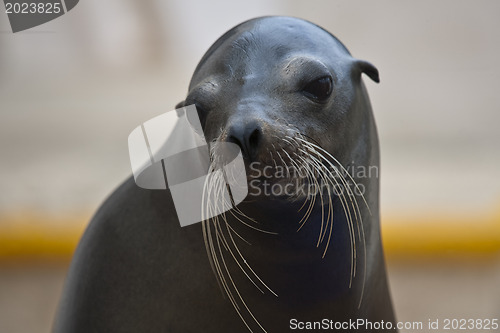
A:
[178,16,379,202]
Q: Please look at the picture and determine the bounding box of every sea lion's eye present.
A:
[302,76,333,102]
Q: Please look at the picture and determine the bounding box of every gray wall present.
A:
[1,0,499,222]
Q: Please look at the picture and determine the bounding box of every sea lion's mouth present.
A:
[205,125,367,210]
[207,127,349,201]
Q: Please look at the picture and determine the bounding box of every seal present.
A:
[53,16,397,333]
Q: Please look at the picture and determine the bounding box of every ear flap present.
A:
[356,60,380,83]
[175,101,186,117]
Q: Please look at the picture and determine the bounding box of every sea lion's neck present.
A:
[222,197,373,311]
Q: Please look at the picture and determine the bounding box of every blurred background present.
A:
[0,0,499,332]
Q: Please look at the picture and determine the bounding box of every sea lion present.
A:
[53,16,397,332]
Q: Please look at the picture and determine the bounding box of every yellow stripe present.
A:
[0,214,88,262]
[382,211,500,261]
[0,211,499,262]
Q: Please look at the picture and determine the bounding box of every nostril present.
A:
[228,135,244,152]
[225,121,263,161]
[248,128,261,152]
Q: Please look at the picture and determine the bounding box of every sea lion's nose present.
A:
[226,120,262,161]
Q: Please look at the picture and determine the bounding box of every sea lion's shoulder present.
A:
[85,177,180,248]
[53,177,209,332]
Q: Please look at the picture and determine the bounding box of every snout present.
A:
[225,120,263,162]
